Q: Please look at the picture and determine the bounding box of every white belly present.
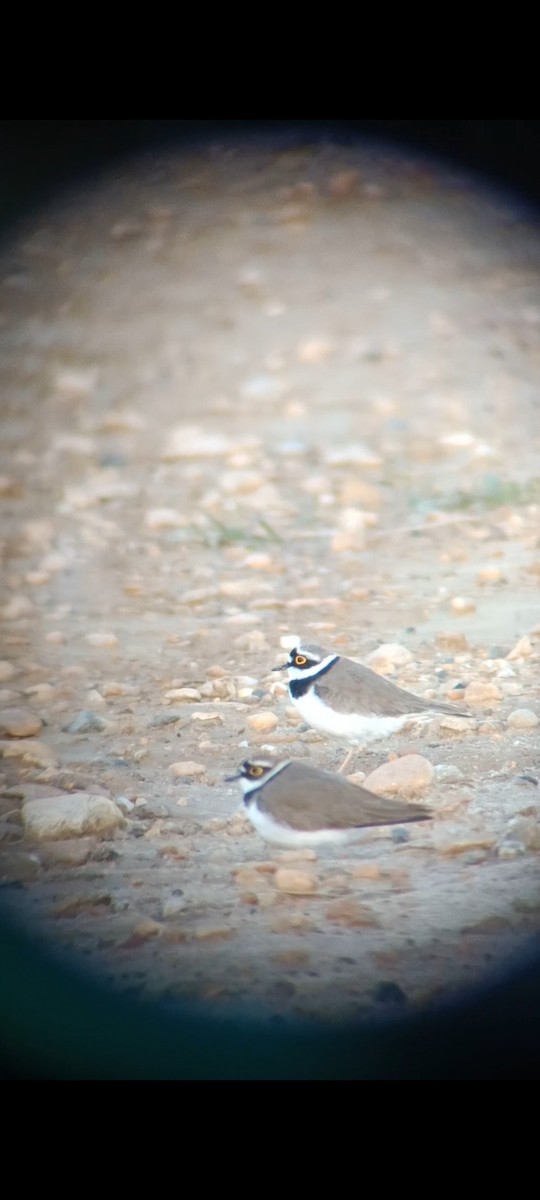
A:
[246,800,353,848]
[292,688,412,745]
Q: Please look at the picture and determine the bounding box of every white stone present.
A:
[365,643,414,674]
[325,444,382,467]
[507,709,539,729]
[168,761,206,778]
[162,425,233,459]
[164,688,201,702]
[507,636,533,660]
[450,596,476,614]
[85,632,119,648]
[22,793,125,840]
[144,507,187,529]
[433,764,464,782]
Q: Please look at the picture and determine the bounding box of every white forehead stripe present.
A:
[239,759,291,795]
[287,653,338,680]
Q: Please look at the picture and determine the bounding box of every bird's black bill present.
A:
[225,771,242,782]
[271,662,288,672]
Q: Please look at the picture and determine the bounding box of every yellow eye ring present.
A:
[294,654,308,666]
[248,765,264,777]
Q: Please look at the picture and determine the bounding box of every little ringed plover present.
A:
[227,755,430,848]
[273,642,470,771]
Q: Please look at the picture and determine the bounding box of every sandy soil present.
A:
[1,135,539,1023]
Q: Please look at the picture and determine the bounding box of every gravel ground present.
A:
[1,135,539,1024]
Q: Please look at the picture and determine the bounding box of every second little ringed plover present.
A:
[273,642,470,771]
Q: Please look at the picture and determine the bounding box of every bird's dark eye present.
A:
[294,654,308,666]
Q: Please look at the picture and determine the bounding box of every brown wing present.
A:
[257,761,429,831]
[315,657,469,718]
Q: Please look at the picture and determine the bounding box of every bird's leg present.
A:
[337,747,355,775]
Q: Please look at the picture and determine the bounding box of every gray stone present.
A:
[63,710,107,733]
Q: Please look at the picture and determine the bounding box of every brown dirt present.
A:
[1,136,539,1023]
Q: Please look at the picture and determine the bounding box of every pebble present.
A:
[450,596,476,614]
[1,595,34,620]
[191,711,223,724]
[240,373,287,402]
[162,425,233,459]
[271,949,310,967]
[436,631,469,651]
[507,708,539,729]
[192,925,235,942]
[364,754,434,797]
[373,981,407,1004]
[296,338,336,363]
[144,507,187,529]
[476,567,504,584]
[24,683,55,702]
[274,868,317,895]
[233,630,269,652]
[276,848,318,863]
[0,739,58,768]
[38,839,96,867]
[433,763,465,782]
[439,715,474,733]
[432,824,495,856]
[0,708,42,737]
[233,867,266,887]
[164,687,201,702]
[327,169,360,198]
[149,712,184,727]
[507,636,533,660]
[242,552,278,572]
[22,793,125,840]
[502,817,540,852]
[331,530,366,554]
[339,481,381,509]
[348,863,382,880]
[54,368,96,398]
[63,711,107,733]
[85,632,119,649]
[25,570,50,586]
[365,643,413,673]
[269,913,314,933]
[162,895,187,918]
[0,850,41,882]
[247,711,279,733]
[464,681,501,703]
[168,761,206,778]
[115,796,135,813]
[0,662,16,683]
[325,444,382,467]
[325,899,381,928]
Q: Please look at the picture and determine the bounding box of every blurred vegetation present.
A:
[409,475,540,514]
